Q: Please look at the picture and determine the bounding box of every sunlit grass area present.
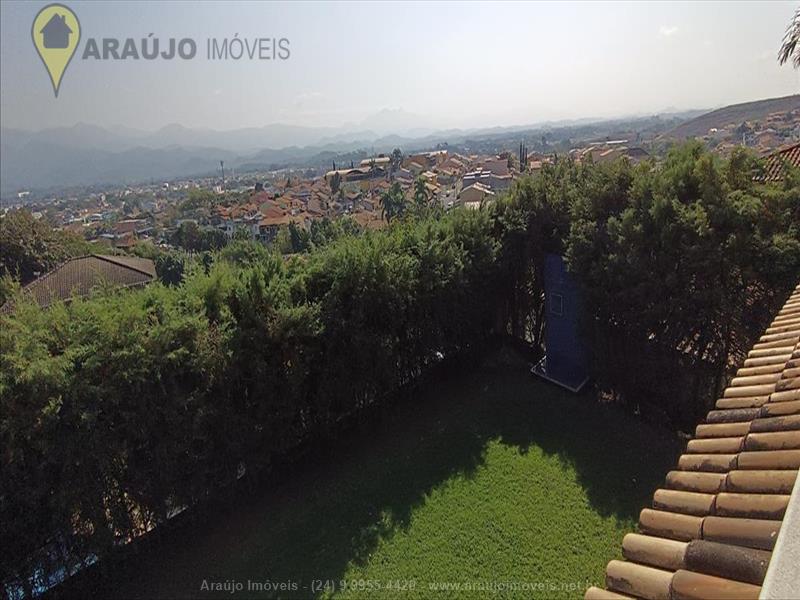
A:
[88,354,679,600]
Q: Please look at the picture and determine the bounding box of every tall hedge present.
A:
[2,143,799,594]
[498,143,800,426]
[0,209,500,593]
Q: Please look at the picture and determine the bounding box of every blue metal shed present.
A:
[531,253,589,392]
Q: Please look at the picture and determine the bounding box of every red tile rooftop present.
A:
[586,281,800,600]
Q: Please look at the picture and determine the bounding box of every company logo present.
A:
[32,3,81,97]
[31,2,290,99]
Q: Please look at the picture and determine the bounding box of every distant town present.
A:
[4,95,798,255]
[3,0,800,597]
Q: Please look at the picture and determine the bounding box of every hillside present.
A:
[665,94,800,139]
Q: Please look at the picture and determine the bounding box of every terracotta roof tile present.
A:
[666,471,727,494]
[736,449,800,469]
[714,493,789,520]
[695,422,751,438]
[683,540,771,586]
[705,408,760,423]
[743,429,800,450]
[701,516,781,550]
[623,533,688,570]
[685,437,744,454]
[678,453,738,472]
[724,470,797,494]
[760,400,800,417]
[639,509,704,541]
[653,490,716,516]
[584,586,635,599]
[606,560,673,599]
[770,388,800,402]
[715,396,770,409]
[588,283,800,599]
[671,569,761,599]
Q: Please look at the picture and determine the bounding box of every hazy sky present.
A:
[1,0,798,132]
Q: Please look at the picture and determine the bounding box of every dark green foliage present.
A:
[329,171,342,194]
[170,222,228,252]
[499,143,800,427]
[178,188,218,214]
[155,252,186,286]
[413,176,430,209]
[0,209,499,591]
[1,143,797,592]
[380,182,406,223]
[0,209,94,284]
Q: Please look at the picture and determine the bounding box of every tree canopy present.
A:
[1,142,798,593]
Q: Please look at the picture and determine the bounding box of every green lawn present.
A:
[93,352,679,599]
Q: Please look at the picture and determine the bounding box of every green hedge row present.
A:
[0,210,501,593]
[2,143,798,594]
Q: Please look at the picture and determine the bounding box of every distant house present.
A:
[483,157,510,176]
[572,144,649,165]
[324,166,387,185]
[1,255,156,312]
[113,219,147,236]
[758,143,800,181]
[462,167,512,191]
[761,142,800,181]
[359,156,391,169]
[459,182,495,207]
[41,14,72,49]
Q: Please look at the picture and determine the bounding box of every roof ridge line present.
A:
[92,253,155,279]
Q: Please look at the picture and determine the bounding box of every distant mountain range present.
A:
[0,98,785,197]
[664,94,800,139]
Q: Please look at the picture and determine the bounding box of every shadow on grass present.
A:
[69,353,680,599]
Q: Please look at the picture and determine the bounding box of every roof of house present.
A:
[2,254,156,312]
[460,182,494,195]
[113,219,146,234]
[359,156,391,167]
[586,282,800,600]
[762,143,800,182]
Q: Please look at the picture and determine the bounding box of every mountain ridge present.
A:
[5,98,789,196]
[663,94,800,139]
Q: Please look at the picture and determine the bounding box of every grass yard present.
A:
[86,352,679,599]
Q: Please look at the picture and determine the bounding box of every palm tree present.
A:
[779,7,800,68]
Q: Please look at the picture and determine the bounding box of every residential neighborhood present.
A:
[2,2,800,600]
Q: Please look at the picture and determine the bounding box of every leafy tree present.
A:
[232,227,253,242]
[329,171,342,195]
[219,238,272,267]
[380,182,406,223]
[170,222,228,252]
[2,144,798,591]
[0,209,92,284]
[0,272,19,306]
[130,240,163,261]
[413,176,431,209]
[565,144,798,425]
[288,222,311,253]
[155,252,186,286]
[274,227,294,255]
[391,148,403,171]
[179,188,217,214]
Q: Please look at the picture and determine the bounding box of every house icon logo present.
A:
[41,13,72,49]
[31,3,81,97]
